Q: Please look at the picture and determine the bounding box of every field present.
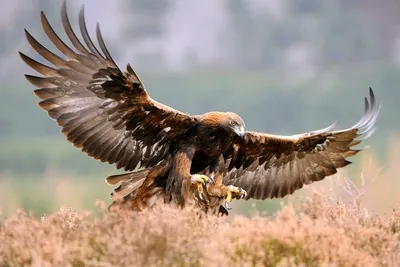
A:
[1,138,400,266]
[1,192,400,266]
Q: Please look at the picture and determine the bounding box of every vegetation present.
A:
[1,183,399,266]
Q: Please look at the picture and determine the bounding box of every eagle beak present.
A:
[234,126,245,137]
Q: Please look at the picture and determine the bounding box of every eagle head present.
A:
[198,112,245,137]
[225,112,245,137]
[200,112,245,137]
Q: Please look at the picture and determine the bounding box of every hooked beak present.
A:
[233,126,245,137]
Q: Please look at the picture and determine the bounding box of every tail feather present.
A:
[106,170,148,201]
[107,161,170,212]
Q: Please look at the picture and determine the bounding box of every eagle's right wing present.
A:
[223,88,380,199]
[20,2,196,171]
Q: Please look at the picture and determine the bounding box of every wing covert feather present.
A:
[223,88,380,200]
[21,2,195,171]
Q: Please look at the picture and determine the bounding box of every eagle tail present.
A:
[106,170,148,212]
[106,164,169,212]
[106,170,148,200]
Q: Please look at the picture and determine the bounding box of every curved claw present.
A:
[240,190,248,200]
[224,186,247,210]
[197,183,207,203]
[198,191,205,201]
[191,174,214,204]
[208,173,215,184]
[198,190,210,204]
[224,200,232,210]
[191,174,212,204]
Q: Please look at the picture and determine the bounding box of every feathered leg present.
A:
[198,156,246,211]
[206,173,247,210]
[167,147,214,207]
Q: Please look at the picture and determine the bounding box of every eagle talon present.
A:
[190,174,211,185]
[198,191,205,201]
[224,200,232,210]
[191,174,212,202]
[224,185,247,210]
[209,173,215,184]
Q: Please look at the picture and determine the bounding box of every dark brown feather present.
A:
[223,88,380,200]
[21,2,197,173]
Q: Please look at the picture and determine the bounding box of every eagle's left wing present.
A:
[223,88,380,200]
[20,2,197,172]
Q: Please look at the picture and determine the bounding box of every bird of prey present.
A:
[20,2,380,215]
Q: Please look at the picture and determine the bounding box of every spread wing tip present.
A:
[357,87,381,137]
[78,4,103,58]
[96,22,117,66]
[334,87,381,141]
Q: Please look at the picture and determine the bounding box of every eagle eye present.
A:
[230,120,237,126]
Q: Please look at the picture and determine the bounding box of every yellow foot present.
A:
[190,174,214,202]
[225,185,247,210]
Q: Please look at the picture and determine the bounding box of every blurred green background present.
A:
[0,0,399,216]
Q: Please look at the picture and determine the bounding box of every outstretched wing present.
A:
[223,88,380,200]
[20,2,196,171]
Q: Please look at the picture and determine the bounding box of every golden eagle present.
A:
[20,2,380,215]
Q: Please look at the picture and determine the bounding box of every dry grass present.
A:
[1,186,400,266]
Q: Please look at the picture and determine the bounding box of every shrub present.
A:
[1,191,399,267]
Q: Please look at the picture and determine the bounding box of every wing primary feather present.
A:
[359,127,376,140]
[222,88,380,201]
[357,94,380,135]
[25,75,58,88]
[308,121,337,136]
[40,11,77,59]
[369,87,376,108]
[21,0,195,177]
[78,6,104,58]
[352,97,370,129]
[19,52,61,77]
[24,29,67,68]
[61,1,90,55]
[96,23,117,66]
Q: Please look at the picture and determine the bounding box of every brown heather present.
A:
[0,187,399,267]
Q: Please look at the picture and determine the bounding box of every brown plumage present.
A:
[21,2,381,215]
